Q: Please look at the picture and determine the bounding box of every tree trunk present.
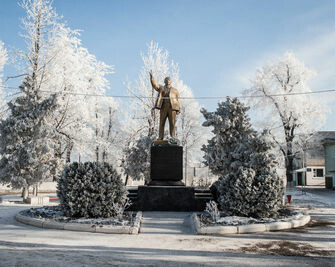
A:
[124,174,129,186]
[285,156,294,183]
[66,140,73,163]
[95,111,99,162]
[102,150,107,162]
[53,141,62,181]
[22,187,29,200]
[33,185,38,196]
[284,141,294,184]
[96,146,99,162]
[102,107,113,163]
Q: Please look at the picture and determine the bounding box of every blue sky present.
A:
[1,0,335,129]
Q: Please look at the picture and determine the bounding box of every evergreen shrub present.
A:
[57,162,128,218]
[202,97,284,218]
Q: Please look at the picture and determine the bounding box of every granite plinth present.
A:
[150,145,183,186]
[137,186,210,211]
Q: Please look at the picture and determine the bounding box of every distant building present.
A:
[293,166,325,186]
[293,131,335,186]
[322,138,335,188]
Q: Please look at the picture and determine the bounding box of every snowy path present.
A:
[140,212,195,235]
[0,190,334,266]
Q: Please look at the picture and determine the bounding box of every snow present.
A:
[20,205,136,226]
[216,216,276,225]
[0,199,334,265]
[200,209,303,226]
[285,186,335,208]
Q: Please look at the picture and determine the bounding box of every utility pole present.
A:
[184,144,187,186]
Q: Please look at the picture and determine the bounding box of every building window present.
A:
[313,168,324,177]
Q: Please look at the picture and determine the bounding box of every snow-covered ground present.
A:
[0,182,57,194]
[0,187,334,266]
[285,186,335,208]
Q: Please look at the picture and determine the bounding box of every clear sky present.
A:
[1,0,335,129]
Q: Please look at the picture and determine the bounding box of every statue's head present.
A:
[164,77,172,87]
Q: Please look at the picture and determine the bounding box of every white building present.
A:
[293,166,325,186]
[292,131,335,186]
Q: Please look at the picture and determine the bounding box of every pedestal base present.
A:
[150,145,183,185]
[137,186,209,211]
[147,180,184,186]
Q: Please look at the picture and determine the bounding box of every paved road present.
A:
[0,206,334,266]
[0,188,334,266]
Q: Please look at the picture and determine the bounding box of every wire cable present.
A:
[1,85,335,99]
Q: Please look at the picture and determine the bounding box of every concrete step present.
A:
[140,212,194,235]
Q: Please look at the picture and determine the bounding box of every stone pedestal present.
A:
[131,143,212,211]
[127,186,213,212]
[137,186,194,211]
[149,144,183,186]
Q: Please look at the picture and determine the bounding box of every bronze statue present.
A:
[150,70,180,140]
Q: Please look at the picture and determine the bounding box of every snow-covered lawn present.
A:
[285,186,335,208]
[199,209,303,227]
[19,205,137,227]
[0,187,334,265]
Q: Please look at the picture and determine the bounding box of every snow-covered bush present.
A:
[121,135,156,184]
[202,97,284,218]
[204,201,220,223]
[57,162,128,218]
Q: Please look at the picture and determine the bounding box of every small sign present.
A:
[307,168,312,172]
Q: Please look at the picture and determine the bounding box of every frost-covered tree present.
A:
[126,41,175,138]
[11,0,118,167]
[123,41,208,183]
[202,97,284,218]
[201,98,253,176]
[121,135,156,185]
[44,25,117,164]
[18,0,61,89]
[126,41,207,144]
[0,0,64,194]
[3,0,65,184]
[0,76,58,198]
[0,41,8,117]
[174,77,210,164]
[0,41,6,78]
[243,52,327,182]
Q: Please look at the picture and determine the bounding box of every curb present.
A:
[192,213,311,235]
[15,211,142,235]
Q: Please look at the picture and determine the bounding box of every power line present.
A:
[1,85,335,99]
[38,88,335,99]
[239,88,335,98]
[41,88,335,99]
[0,85,20,90]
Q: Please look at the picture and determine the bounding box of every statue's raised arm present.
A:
[149,70,160,92]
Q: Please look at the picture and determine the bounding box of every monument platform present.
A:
[126,142,212,211]
[137,186,211,211]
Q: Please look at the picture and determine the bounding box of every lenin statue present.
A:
[150,71,181,140]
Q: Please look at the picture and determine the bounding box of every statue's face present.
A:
[164,77,172,87]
